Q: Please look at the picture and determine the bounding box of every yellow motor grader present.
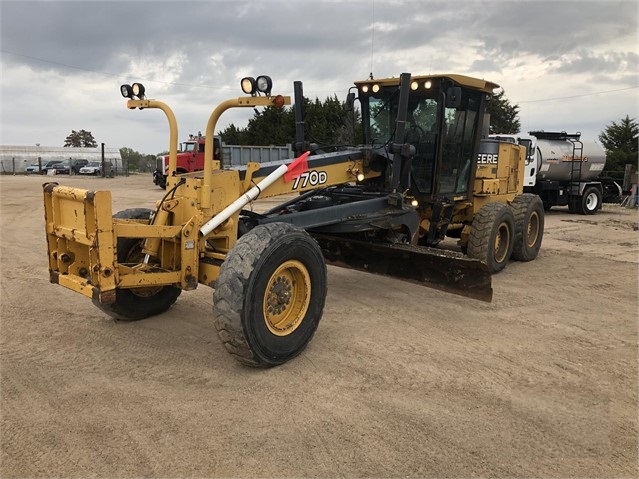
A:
[43,73,544,367]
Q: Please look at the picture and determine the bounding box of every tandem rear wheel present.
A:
[467,203,515,273]
[213,222,327,368]
[569,186,602,215]
[510,194,544,261]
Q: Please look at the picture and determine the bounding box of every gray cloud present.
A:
[1,0,637,153]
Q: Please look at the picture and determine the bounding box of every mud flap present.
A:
[312,234,493,302]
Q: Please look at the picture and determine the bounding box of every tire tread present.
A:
[213,223,324,367]
[510,194,544,261]
[467,203,514,273]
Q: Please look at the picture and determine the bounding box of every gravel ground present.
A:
[1,174,637,478]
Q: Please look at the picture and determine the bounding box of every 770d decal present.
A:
[292,170,328,190]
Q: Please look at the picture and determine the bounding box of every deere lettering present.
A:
[477,153,498,164]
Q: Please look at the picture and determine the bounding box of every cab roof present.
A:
[354,73,500,94]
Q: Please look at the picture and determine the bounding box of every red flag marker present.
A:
[284,151,310,183]
[201,151,311,236]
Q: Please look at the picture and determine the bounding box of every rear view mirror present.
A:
[446,87,462,108]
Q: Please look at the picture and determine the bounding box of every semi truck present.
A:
[152,134,293,188]
[490,131,610,214]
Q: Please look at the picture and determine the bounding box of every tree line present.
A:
[64,92,637,174]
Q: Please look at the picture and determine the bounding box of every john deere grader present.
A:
[43,73,544,367]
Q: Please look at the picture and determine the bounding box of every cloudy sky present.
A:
[1,0,637,155]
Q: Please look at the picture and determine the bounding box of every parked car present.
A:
[71,159,88,174]
[42,161,67,175]
[79,161,113,176]
[42,160,65,174]
[49,163,70,175]
[26,160,63,174]
[79,161,101,175]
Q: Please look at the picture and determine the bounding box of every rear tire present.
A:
[568,198,578,214]
[580,186,601,215]
[510,194,544,261]
[92,208,182,321]
[467,203,515,273]
[213,223,327,367]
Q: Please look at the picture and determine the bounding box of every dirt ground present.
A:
[1,173,637,478]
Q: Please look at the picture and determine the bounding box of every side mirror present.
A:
[446,86,462,108]
[344,92,356,112]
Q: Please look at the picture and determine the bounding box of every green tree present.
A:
[64,129,98,148]
[244,105,295,145]
[487,89,520,134]
[217,124,248,145]
[303,95,346,146]
[120,147,156,172]
[218,96,356,150]
[598,115,638,172]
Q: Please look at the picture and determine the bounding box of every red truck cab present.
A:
[153,133,221,189]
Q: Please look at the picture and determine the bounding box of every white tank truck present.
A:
[486,131,619,214]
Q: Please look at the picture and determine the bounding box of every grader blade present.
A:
[312,234,493,302]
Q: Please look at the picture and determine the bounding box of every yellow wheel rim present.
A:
[263,260,311,336]
[526,212,540,248]
[494,221,511,263]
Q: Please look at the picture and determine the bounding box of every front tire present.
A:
[467,203,515,273]
[510,194,544,261]
[213,223,327,367]
[92,208,182,321]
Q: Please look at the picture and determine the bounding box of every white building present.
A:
[0,144,123,174]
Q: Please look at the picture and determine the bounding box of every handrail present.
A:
[126,99,178,181]
[201,95,290,212]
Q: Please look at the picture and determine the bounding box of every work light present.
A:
[120,84,133,98]
[241,75,273,96]
[131,83,146,98]
[256,75,272,95]
[120,83,146,99]
[241,77,256,95]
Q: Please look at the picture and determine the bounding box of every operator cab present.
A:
[356,74,495,201]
